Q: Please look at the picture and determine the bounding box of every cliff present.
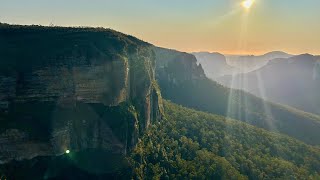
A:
[0,24,163,163]
[154,47,320,146]
[154,47,206,84]
[192,52,236,79]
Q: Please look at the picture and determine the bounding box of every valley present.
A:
[0,23,319,179]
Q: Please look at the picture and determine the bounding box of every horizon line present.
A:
[1,21,319,57]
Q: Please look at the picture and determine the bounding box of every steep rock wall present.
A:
[0,24,163,163]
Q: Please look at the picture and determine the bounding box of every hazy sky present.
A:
[1,0,320,55]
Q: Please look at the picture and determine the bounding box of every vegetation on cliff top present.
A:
[0,23,150,73]
[0,23,319,179]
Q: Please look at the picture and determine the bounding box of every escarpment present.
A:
[153,46,320,146]
[154,47,206,84]
[0,24,163,163]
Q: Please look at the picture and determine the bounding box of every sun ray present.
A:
[242,0,255,9]
[255,71,277,131]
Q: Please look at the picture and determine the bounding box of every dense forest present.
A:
[2,100,319,179]
[0,23,150,73]
[154,47,320,146]
[0,24,319,179]
[129,100,320,179]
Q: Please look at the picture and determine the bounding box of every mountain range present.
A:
[217,54,320,115]
[192,52,236,78]
[193,51,292,80]
[0,23,319,179]
[156,47,320,145]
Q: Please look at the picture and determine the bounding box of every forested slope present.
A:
[154,47,320,146]
[130,101,320,179]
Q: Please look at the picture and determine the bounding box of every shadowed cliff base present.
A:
[0,23,163,164]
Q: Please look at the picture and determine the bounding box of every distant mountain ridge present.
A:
[193,51,293,80]
[156,47,320,146]
[0,23,319,179]
[192,52,236,79]
[217,54,320,115]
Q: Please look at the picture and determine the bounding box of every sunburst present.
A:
[242,0,255,9]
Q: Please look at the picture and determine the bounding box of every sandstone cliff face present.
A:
[154,47,206,85]
[0,24,162,163]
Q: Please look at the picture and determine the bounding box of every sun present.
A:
[242,0,255,9]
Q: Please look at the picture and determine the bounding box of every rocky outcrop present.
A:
[154,47,206,85]
[0,24,163,163]
[154,46,320,146]
[192,52,236,79]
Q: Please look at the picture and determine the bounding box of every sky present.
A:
[1,0,320,55]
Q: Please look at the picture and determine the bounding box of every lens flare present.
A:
[242,0,255,9]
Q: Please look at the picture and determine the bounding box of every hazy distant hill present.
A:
[0,24,319,179]
[192,52,236,79]
[155,47,320,146]
[226,51,292,73]
[194,51,292,80]
[217,54,320,115]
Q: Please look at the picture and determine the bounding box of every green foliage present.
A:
[0,24,163,146]
[129,100,320,179]
[0,23,149,74]
[154,48,320,145]
[0,23,319,179]
[0,149,132,179]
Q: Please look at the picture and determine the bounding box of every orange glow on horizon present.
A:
[179,48,305,56]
